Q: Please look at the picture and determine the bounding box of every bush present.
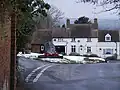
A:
[83,54,98,57]
[89,54,99,57]
[60,52,66,55]
[69,52,80,56]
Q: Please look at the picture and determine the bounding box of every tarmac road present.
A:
[18,57,120,90]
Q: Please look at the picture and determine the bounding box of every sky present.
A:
[45,0,119,19]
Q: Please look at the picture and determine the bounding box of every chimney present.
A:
[66,19,70,28]
[93,18,98,29]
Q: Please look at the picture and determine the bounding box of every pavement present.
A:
[18,57,120,90]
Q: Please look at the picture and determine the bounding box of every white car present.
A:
[88,57,105,62]
[17,52,44,58]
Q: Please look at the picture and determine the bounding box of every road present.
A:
[18,57,120,90]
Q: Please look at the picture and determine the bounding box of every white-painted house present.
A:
[31,18,120,59]
[52,19,120,58]
[53,37,119,58]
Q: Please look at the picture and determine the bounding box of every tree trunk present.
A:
[10,10,16,90]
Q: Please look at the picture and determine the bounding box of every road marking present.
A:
[33,64,57,83]
[25,64,51,82]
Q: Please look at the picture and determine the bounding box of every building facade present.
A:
[52,37,119,58]
[52,19,120,58]
[31,18,120,58]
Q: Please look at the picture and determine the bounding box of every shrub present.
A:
[69,52,80,56]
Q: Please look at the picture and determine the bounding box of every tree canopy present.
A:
[0,0,51,52]
[16,0,51,52]
[74,16,91,24]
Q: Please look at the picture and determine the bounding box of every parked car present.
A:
[105,53,117,60]
[83,54,107,63]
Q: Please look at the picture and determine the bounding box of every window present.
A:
[41,46,44,51]
[71,38,75,42]
[80,45,83,47]
[103,49,113,54]
[87,47,91,53]
[58,38,63,42]
[54,39,56,41]
[105,34,111,41]
[78,40,80,42]
[87,38,91,42]
[71,45,76,52]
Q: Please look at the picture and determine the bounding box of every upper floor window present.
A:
[78,40,80,42]
[71,38,75,42]
[105,34,111,41]
[54,39,56,41]
[58,38,63,42]
[87,38,91,42]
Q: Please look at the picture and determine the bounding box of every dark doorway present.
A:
[55,46,65,54]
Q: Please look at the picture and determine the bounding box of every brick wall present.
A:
[0,12,11,90]
[31,44,40,53]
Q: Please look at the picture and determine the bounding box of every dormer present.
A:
[105,34,111,41]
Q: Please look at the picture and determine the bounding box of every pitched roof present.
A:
[98,30,119,42]
[70,24,93,38]
[31,29,52,44]
[52,28,70,38]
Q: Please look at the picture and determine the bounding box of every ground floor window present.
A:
[87,47,91,53]
[71,45,76,52]
[103,49,113,54]
[55,46,65,54]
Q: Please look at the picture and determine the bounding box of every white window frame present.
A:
[41,46,44,51]
[53,38,56,41]
[103,49,113,55]
[71,45,76,52]
[105,34,111,41]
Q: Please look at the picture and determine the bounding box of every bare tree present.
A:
[34,5,64,29]
[77,0,120,14]
[48,5,64,27]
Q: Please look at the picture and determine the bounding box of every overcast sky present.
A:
[45,0,119,19]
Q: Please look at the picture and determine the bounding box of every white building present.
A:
[52,19,120,58]
[31,18,120,59]
[53,37,119,58]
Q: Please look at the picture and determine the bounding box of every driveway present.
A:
[18,57,120,90]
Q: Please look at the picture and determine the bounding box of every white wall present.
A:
[97,42,117,58]
[52,38,120,58]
